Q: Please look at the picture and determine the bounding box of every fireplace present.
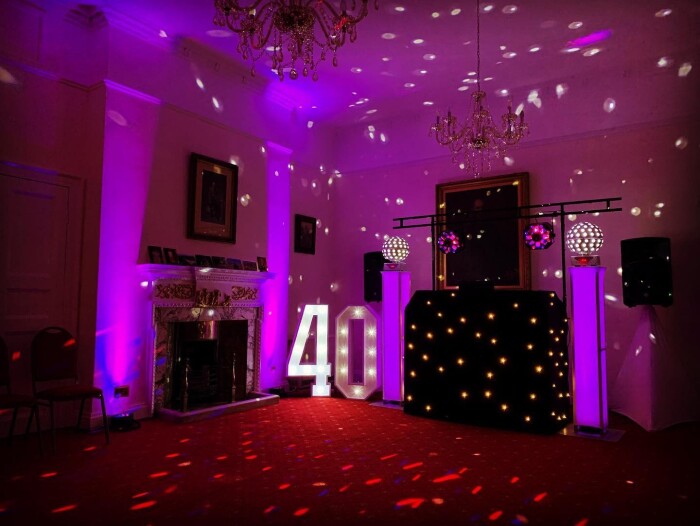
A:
[167,320,248,412]
[140,264,278,421]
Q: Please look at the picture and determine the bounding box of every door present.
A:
[0,165,83,396]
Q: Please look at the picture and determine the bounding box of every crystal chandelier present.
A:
[430,0,528,176]
[213,0,378,81]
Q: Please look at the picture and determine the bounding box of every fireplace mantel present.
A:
[139,264,274,308]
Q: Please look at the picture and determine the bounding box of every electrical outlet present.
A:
[114,385,129,398]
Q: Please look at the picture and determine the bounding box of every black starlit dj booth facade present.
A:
[403,289,571,433]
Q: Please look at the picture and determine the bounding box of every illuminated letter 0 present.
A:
[287,305,331,396]
[335,306,379,400]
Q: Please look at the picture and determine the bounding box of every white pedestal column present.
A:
[381,271,411,403]
[569,266,608,432]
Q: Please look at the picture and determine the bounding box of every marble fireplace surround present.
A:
[140,265,277,421]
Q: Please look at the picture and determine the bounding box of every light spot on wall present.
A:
[503,156,514,166]
[603,98,616,112]
[568,21,583,29]
[502,5,518,14]
[107,110,128,127]
[0,66,18,84]
[678,62,692,77]
[240,194,251,206]
[556,83,568,98]
[655,9,672,17]
[381,33,396,40]
[657,56,671,68]
[675,136,688,149]
[212,97,223,112]
[630,207,641,216]
[529,45,541,53]
[583,48,601,57]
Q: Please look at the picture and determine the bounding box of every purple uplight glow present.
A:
[570,266,608,432]
[260,141,292,390]
[568,29,613,48]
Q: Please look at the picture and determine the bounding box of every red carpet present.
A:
[1,398,698,525]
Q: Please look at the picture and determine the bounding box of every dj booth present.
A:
[403,288,571,433]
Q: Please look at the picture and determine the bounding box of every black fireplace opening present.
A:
[167,320,248,412]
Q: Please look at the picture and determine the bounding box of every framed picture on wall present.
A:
[163,247,179,264]
[148,245,164,264]
[435,172,530,290]
[257,256,268,271]
[294,214,316,255]
[188,153,238,243]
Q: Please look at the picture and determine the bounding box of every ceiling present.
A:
[53,0,700,126]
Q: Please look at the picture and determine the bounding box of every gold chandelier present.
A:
[213,0,378,81]
[430,0,528,176]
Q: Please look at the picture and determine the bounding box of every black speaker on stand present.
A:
[621,237,673,307]
[364,251,389,303]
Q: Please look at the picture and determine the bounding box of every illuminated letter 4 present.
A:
[287,305,331,396]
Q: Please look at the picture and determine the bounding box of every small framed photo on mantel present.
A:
[188,153,238,243]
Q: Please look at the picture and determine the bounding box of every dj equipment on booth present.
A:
[621,237,673,307]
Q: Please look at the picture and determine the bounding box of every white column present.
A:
[569,266,608,432]
[381,271,411,402]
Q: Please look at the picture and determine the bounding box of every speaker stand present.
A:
[381,270,411,403]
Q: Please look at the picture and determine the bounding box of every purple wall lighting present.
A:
[523,223,555,250]
[260,141,292,390]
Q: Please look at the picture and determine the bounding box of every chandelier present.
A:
[430,0,528,176]
[213,0,378,81]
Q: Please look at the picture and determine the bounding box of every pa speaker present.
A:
[621,237,672,307]
[364,251,388,303]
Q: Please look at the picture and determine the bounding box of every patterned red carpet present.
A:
[1,397,698,525]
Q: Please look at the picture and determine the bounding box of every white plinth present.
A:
[381,271,411,403]
[570,266,608,432]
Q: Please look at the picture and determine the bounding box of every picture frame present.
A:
[294,214,317,255]
[435,172,530,290]
[242,260,259,271]
[195,254,213,267]
[226,258,243,270]
[257,256,268,272]
[147,245,164,264]
[188,153,238,243]
[211,256,226,268]
[163,247,179,265]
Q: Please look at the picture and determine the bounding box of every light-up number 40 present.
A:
[287,305,378,399]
